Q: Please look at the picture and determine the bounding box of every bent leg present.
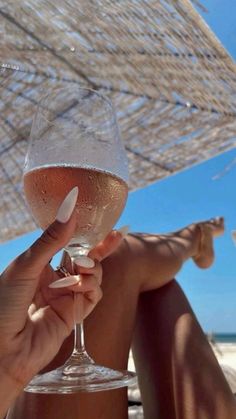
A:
[7,217,226,418]
[132,280,236,419]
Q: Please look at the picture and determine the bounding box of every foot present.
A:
[192,217,224,269]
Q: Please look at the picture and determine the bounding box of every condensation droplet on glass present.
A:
[102,204,110,210]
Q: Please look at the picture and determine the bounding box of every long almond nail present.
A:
[74,256,95,268]
[49,275,80,289]
[117,225,129,238]
[56,187,79,223]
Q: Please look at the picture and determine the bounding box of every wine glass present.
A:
[23,85,136,393]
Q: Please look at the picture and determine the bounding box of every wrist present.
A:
[0,365,24,417]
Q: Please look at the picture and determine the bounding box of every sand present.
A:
[211,342,236,393]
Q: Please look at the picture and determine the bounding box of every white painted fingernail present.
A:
[49,275,80,288]
[74,256,95,268]
[117,225,129,237]
[56,187,79,223]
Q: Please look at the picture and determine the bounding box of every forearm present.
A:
[128,223,202,292]
[126,232,190,292]
[132,218,223,293]
[0,370,23,418]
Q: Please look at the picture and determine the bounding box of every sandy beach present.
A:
[211,343,236,369]
[128,343,236,418]
[210,342,236,393]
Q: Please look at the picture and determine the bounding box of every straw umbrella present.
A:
[0,0,236,242]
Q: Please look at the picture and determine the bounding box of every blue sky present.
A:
[199,0,236,59]
[1,0,236,333]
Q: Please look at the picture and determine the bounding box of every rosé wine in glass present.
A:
[24,165,128,251]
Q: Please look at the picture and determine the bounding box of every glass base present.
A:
[24,364,137,394]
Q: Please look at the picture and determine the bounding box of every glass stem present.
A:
[73,291,86,355]
[63,246,94,366]
[70,288,94,366]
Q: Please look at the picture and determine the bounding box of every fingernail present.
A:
[49,275,80,288]
[117,225,129,238]
[74,256,95,268]
[56,187,79,223]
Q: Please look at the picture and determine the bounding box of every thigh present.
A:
[132,281,236,419]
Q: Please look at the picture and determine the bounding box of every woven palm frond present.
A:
[0,0,235,242]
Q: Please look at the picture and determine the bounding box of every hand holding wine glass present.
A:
[0,191,123,417]
[23,86,136,393]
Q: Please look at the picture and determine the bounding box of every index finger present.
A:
[12,187,78,276]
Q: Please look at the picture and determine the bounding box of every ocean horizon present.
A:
[206,333,236,343]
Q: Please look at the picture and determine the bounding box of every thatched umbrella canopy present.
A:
[0,0,236,243]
